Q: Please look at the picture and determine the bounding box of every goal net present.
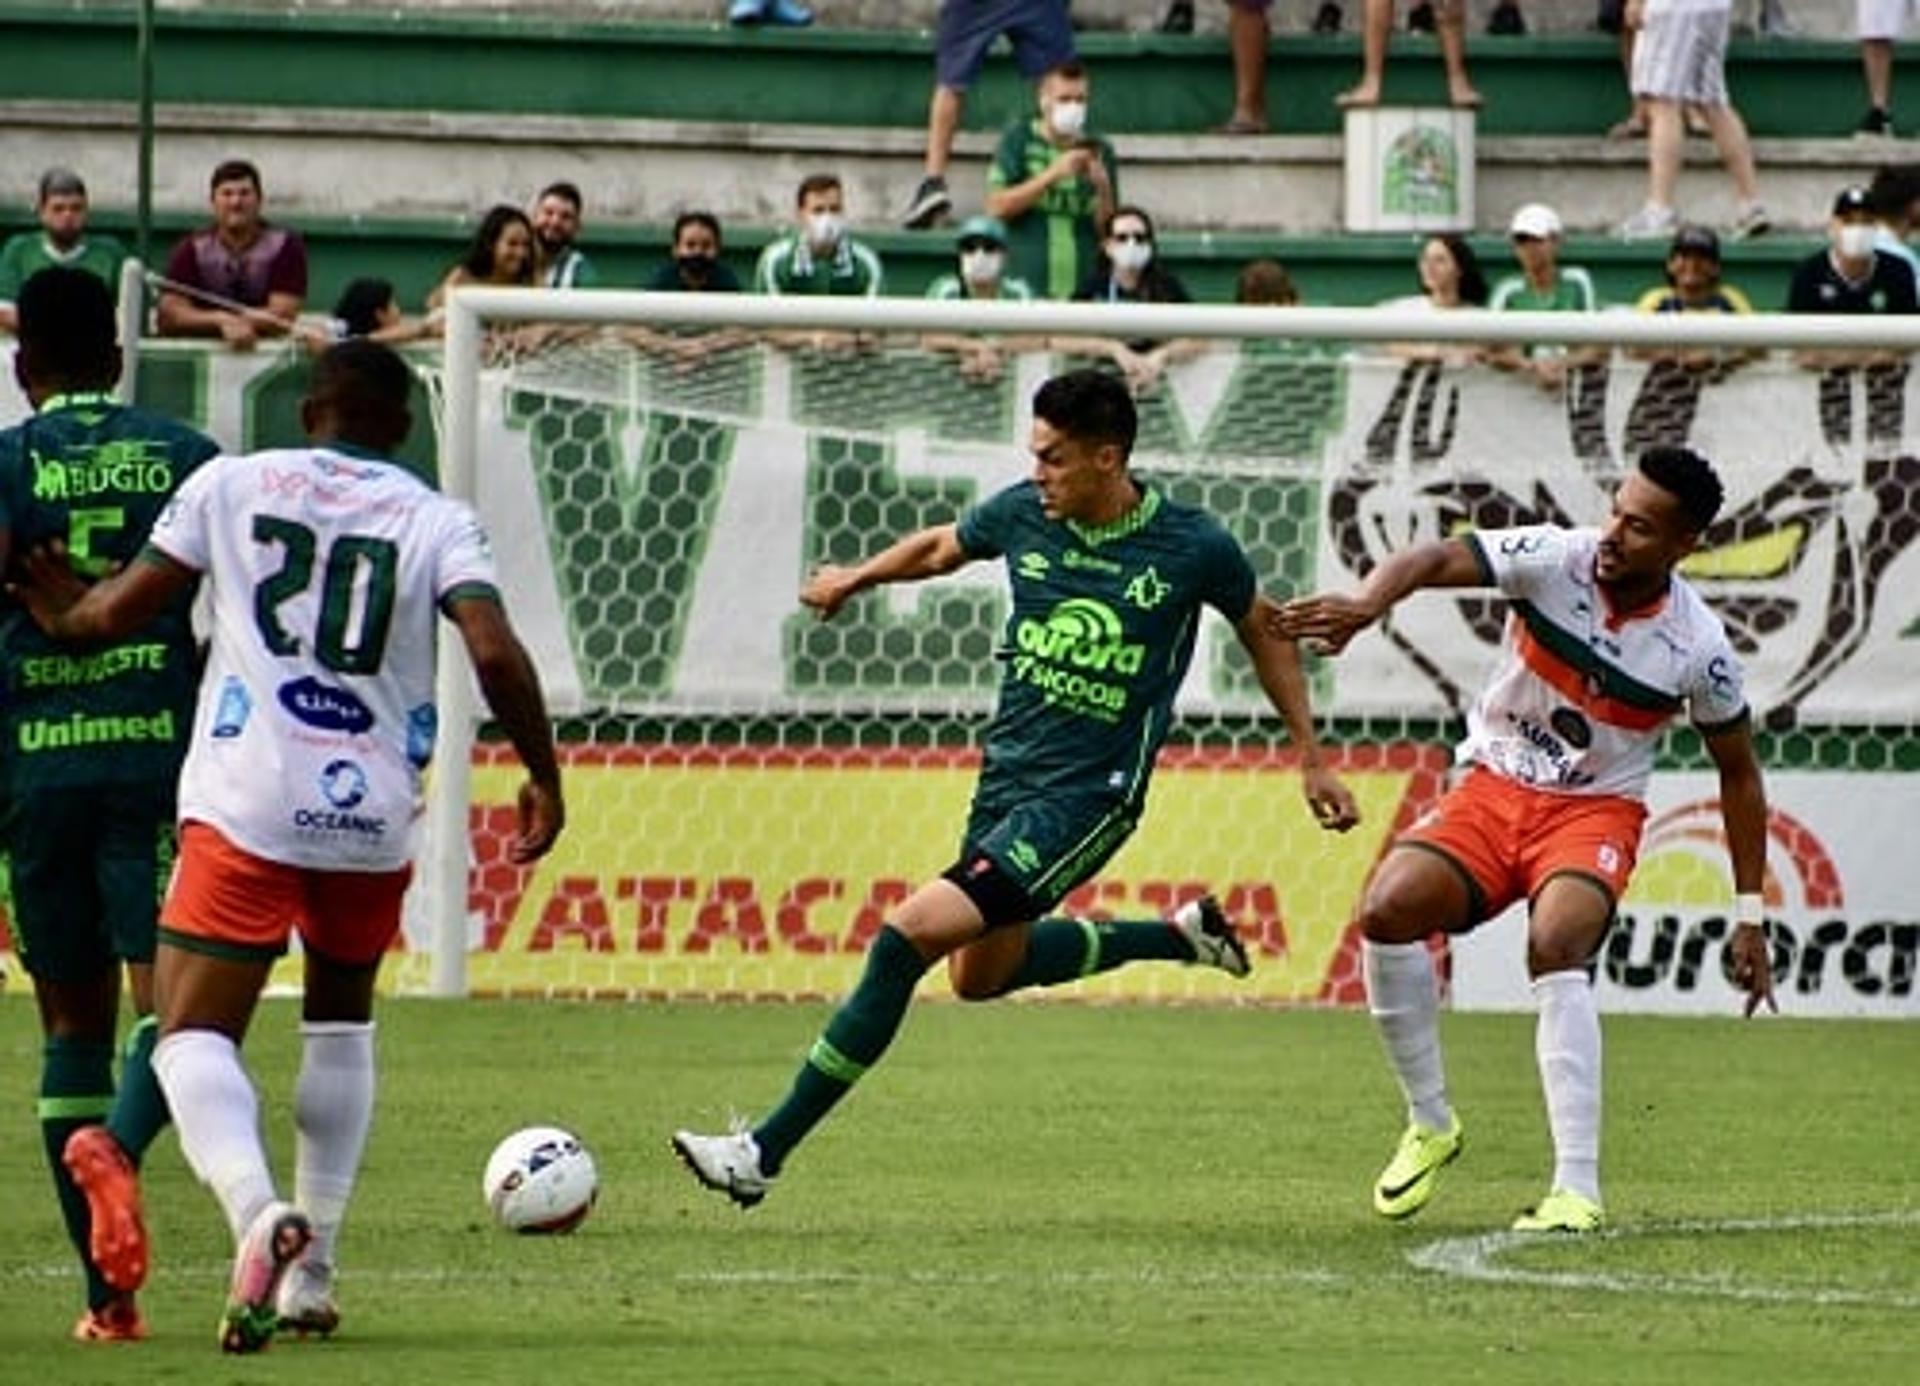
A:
[410,292,1920,1016]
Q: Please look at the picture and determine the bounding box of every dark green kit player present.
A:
[0,267,217,1340]
[674,369,1361,1207]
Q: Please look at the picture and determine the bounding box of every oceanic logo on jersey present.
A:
[1011,597,1145,721]
[318,758,369,810]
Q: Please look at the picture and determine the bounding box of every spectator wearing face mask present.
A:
[985,62,1119,301]
[1054,206,1201,396]
[647,211,742,293]
[1788,185,1919,445]
[755,174,884,298]
[922,216,1043,384]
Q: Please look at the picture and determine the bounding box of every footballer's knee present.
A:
[944,950,1010,1002]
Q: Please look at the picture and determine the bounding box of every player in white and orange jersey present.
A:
[1277,445,1774,1233]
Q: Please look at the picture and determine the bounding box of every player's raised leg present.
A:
[1512,871,1617,1233]
[947,895,1248,999]
[1360,845,1474,1219]
[674,876,984,1205]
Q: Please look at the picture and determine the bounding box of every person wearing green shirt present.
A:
[1487,202,1600,391]
[672,369,1360,1208]
[0,169,126,336]
[0,267,218,1343]
[753,173,885,299]
[531,181,601,290]
[922,216,1041,383]
[986,61,1120,301]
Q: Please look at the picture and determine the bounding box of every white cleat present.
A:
[671,1127,773,1209]
[276,1257,340,1338]
[1172,895,1252,978]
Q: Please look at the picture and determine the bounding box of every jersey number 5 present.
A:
[252,516,398,674]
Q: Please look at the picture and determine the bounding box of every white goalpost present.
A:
[420,288,1920,1018]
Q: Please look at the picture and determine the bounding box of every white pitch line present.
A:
[1408,1209,1920,1309]
[674,1266,1351,1289]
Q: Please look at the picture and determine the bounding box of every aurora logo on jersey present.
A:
[278,676,375,734]
[1011,597,1144,721]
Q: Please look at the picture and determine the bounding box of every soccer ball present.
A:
[482,1126,598,1234]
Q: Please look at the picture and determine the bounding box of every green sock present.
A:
[107,1014,170,1166]
[999,916,1192,994]
[753,924,928,1175]
[41,1037,115,1310]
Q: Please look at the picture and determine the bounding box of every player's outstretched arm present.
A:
[447,594,565,865]
[1270,537,1486,656]
[799,522,970,621]
[1235,595,1360,833]
[11,539,196,644]
[1704,717,1776,1018]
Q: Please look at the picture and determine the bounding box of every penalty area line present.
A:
[1407,1209,1920,1309]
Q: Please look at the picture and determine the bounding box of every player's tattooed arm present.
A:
[799,523,970,621]
[1268,538,1486,656]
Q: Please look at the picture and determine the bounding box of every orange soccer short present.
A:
[160,820,412,967]
[1398,767,1648,924]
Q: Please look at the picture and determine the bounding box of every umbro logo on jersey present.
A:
[1017,552,1050,580]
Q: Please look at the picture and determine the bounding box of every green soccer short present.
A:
[945,788,1139,928]
[1,782,176,982]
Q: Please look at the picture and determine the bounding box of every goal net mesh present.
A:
[402,313,1920,1006]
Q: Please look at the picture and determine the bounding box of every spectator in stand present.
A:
[922,216,1043,383]
[1236,258,1301,307]
[1629,224,1758,398]
[754,174,884,298]
[427,205,537,312]
[985,62,1119,301]
[1617,0,1767,242]
[1636,224,1751,315]
[903,0,1076,229]
[531,182,599,289]
[1866,163,1920,277]
[0,169,126,335]
[156,160,307,349]
[312,277,433,351]
[1788,185,1918,448]
[1215,1,1276,135]
[1381,233,1488,363]
[1054,206,1201,395]
[1336,0,1482,110]
[1487,204,1599,391]
[646,212,743,293]
[1857,1,1912,135]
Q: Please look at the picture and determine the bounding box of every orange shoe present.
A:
[63,1125,149,1292]
[73,1294,148,1342]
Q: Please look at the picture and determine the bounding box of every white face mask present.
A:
[960,249,1004,284]
[805,211,844,249]
[1109,239,1153,276]
[1834,223,1877,260]
[1049,99,1088,140]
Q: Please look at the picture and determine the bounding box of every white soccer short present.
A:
[1859,0,1920,41]
[1631,8,1732,107]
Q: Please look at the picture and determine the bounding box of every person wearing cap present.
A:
[1487,204,1598,392]
[1617,0,1766,243]
[1789,186,1918,448]
[1627,225,1756,433]
[922,216,1042,383]
[1635,224,1751,315]
[0,169,127,335]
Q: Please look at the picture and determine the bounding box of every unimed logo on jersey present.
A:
[1607,800,1916,1005]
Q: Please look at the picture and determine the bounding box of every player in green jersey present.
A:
[674,368,1359,1207]
[0,267,218,1341]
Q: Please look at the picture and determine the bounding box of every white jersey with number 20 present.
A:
[148,446,499,871]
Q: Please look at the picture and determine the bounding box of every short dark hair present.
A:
[1866,163,1920,218]
[795,174,842,207]
[210,159,262,195]
[333,277,396,337]
[673,210,723,246]
[1033,369,1137,459]
[1045,60,1087,84]
[38,167,86,204]
[463,204,535,281]
[17,266,118,389]
[538,180,583,212]
[1638,445,1724,533]
[308,339,414,450]
[1236,258,1299,306]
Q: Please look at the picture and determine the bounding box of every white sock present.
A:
[1364,940,1454,1132]
[1533,969,1602,1204]
[152,1029,276,1242]
[294,1021,376,1269]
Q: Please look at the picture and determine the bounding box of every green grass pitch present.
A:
[1,996,1913,1384]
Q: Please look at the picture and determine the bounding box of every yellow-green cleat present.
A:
[1512,1188,1604,1233]
[1371,1114,1463,1219]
